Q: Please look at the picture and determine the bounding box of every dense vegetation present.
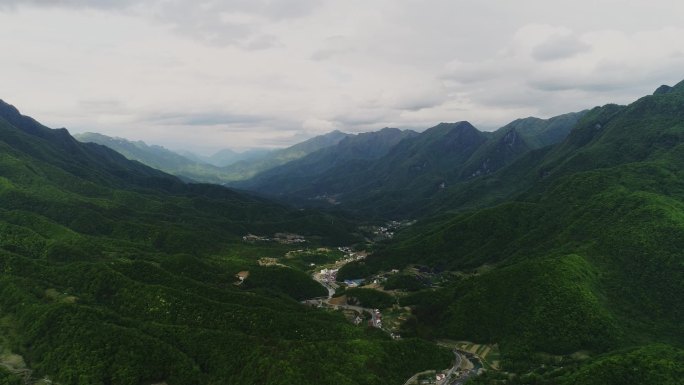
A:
[0,100,452,384]
[383,274,425,291]
[241,266,328,300]
[340,82,684,381]
[235,112,584,217]
[470,344,684,385]
[336,260,374,281]
[345,288,395,309]
[0,367,22,385]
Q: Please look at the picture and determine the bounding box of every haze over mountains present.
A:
[78,108,585,218]
[1,80,683,385]
[232,112,586,217]
[76,129,352,184]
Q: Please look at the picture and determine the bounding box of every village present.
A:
[240,223,493,385]
[242,232,307,244]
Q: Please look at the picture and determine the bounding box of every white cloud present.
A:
[0,1,683,153]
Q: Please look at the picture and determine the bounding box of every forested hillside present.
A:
[74,132,239,184]
[0,100,452,384]
[338,82,684,383]
[237,112,584,217]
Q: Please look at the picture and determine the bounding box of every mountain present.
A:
[237,112,584,217]
[74,133,328,185]
[207,148,271,167]
[74,132,240,184]
[220,130,351,180]
[180,148,272,167]
[232,127,418,193]
[202,148,240,166]
[0,100,451,384]
[337,82,684,383]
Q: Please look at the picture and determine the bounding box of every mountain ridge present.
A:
[234,112,585,218]
[336,82,684,383]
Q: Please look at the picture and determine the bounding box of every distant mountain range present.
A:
[74,130,350,184]
[74,132,236,183]
[78,111,585,219]
[219,129,351,181]
[179,147,271,167]
[232,111,585,217]
[231,127,418,194]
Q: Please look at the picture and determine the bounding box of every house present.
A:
[235,271,250,281]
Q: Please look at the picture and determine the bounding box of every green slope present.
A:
[237,113,583,218]
[339,82,684,381]
[74,132,239,184]
[0,100,451,385]
[232,127,417,194]
[220,130,351,181]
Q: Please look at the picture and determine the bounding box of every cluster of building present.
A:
[273,233,306,244]
[373,226,395,239]
[344,279,365,287]
[370,308,382,328]
[416,372,447,385]
[339,251,367,265]
[242,233,307,244]
[319,268,338,283]
[242,234,270,242]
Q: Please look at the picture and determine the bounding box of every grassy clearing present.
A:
[280,248,344,272]
[382,306,413,333]
[44,288,78,304]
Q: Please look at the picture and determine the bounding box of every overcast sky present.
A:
[1,0,684,154]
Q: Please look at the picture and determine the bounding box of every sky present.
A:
[1,1,684,154]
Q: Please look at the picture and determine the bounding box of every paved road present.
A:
[303,298,373,317]
[448,350,483,385]
[312,272,337,298]
[401,349,461,385]
[307,253,483,385]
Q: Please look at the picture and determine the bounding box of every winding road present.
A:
[305,253,484,385]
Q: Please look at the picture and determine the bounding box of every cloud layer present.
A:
[0,0,683,152]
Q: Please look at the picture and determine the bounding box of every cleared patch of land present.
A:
[438,340,501,370]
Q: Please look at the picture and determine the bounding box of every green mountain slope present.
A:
[338,83,684,381]
[232,127,417,194]
[76,130,350,184]
[221,130,351,181]
[74,132,241,184]
[0,100,451,384]
[237,113,584,218]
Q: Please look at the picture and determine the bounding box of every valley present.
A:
[3,2,684,384]
[1,80,684,385]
